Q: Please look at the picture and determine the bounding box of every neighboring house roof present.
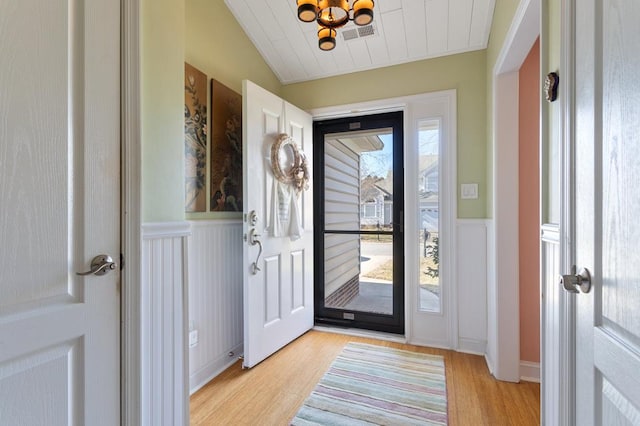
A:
[376,169,393,195]
[361,185,389,203]
[419,154,439,177]
[361,172,393,203]
[420,191,438,204]
[373,184,392,199]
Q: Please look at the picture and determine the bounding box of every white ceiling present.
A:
[225,0,496,85]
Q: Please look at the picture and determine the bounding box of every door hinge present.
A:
[120,253,125,271]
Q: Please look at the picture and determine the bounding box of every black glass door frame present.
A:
[313,111,404,334]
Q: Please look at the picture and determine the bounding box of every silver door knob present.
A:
[76,254,117,276]
[559,266,592,293]
[248,229,263,275]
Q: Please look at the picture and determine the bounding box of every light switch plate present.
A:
[461,183,479,199]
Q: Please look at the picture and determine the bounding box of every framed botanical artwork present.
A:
[210,79,242,212]
[184,63,207,212]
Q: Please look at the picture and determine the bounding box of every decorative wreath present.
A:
[270,133,310,193]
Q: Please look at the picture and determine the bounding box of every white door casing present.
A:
[572,0,640,424]
[242,81,314,368]
[0,0,121,424]
[310,92,457,350]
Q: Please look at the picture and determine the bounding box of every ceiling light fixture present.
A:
[296,0,375,51]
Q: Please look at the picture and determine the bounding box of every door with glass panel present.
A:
[406,91,455,348]
[314,112,404,334]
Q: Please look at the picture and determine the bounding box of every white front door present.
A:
[0,1,121,424]
[242,81,314,368]
[573,0,640,423]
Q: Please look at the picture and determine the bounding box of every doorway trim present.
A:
[122,0,143,424]
[490,0,540,383]
[557,0,576,424]
[311,89,458,349]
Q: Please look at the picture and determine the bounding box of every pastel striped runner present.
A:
[291,342,448,425]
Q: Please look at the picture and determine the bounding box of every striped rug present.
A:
[291,342,447,425]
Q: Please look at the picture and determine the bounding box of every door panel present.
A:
[242,81,314,368]
[574,0,640,424]
[0,0,71,310]
[0,0,120,424]
[0,340,81,423]
[291,250,305,310]
[314,112,405,334]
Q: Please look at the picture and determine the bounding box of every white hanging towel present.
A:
[269,178,303,241]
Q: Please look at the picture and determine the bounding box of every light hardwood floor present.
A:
[190,330,540,425]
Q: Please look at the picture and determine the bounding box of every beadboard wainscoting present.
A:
[456,219,489,354]
[141,222,191,426]
[185,219,490,393]
[187,220,243,394]
[541,224,568,424]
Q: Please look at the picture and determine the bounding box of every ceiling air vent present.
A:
[342,28,359,41]
[358,25,375,37]
[341,23,377,42]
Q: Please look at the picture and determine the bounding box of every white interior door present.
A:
[242,80,314,368]
[0,1,121,424]
[573,0,640,424]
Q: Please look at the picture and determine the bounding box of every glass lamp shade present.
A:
[298,0,375,50]
[297,0,318,22]
[317,0,349,28]
[353,0,374,26]
[318,26,337,50]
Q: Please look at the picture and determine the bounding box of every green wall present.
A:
[543,0,561,224]
[283,51,488,219]
[484,0,520,218]
[483,0,560,222]
[142,0,497,221]
[183,0,283,220]
[185,0,282,97]
[141,0,186,222]
[141,0,282,222]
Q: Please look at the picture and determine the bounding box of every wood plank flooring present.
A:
[190,330,540,425]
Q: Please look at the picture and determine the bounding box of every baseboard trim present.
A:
[189,343,244,395]
[458,338,487,355]
[520,360,541,383]
[485,352,495,376]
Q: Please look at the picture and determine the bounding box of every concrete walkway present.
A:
[342,240,440,314]
[342,281,440,315]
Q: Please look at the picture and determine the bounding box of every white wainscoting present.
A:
[184,218,489,392]
[187,219,243,394]
[541,223,568,424]
[141,222,191,426]
[485,218,497,374]
[456,219,489,355]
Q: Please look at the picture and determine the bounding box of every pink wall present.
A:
[518,38,540,363]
